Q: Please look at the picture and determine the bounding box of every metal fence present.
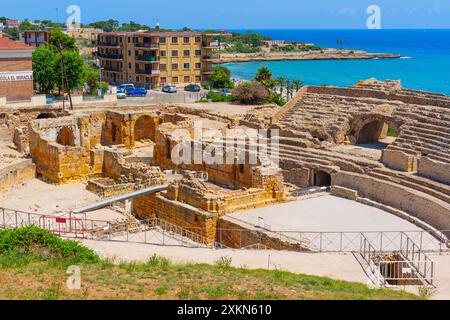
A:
[214,227,448,253]
[0,207,448,254]
[359,233,435,286]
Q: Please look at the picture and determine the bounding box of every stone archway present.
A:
[56,126,75,146]
[349,114,401,146]
[37,112,57,119]
[134,115,155,142]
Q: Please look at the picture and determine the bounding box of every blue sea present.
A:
[223,29,450,95]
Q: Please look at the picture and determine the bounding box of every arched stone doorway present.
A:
[57,126,75,146]
[350,115,401,147]
[312,170,331,187]
[134,115,155,142]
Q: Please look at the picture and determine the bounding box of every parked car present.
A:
[117,92,127,99]
[162,85,177,93]
[211,88,232,96]
[117,84,135,93]
[126,87,147,97]
[184,84,201,92]
[222,88,232,96]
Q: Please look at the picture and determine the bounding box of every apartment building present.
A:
[97,31,217,89]
[19,30,51,48]
[0,33,34,101]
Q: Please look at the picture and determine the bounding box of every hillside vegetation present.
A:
[0,227,421,300]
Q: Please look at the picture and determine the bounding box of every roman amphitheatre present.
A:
[0,79,449,297]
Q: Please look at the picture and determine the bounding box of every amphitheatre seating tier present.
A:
[276,87,450,164]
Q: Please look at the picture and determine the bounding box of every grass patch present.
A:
[0,228,422,300]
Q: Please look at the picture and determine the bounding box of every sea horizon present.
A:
[222,29,450,95]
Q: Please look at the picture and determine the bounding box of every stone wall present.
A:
[0,159,35,192]
[217,217,311,251]
[418,157,450,185]
[29,115,104,183]
[382,149,418,172]
[333,171,450,234]
[306,86,450,109]
[133,193,218,244]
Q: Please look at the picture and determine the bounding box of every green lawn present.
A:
[0,227,421,300]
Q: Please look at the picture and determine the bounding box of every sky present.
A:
[1,0,450,29]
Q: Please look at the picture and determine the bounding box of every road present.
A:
[118,89,205,106]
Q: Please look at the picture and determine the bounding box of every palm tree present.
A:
[275,77,288,96]
[255,66,275,89]
[292,80,304,92]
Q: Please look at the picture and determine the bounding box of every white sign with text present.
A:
[0,71,33,82]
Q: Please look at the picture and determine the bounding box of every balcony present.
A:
[135,42,159,49]
[136,55,158,63]
[202,54,219,61]
[202,41,219,49]
[102,66,123,72]
[202,68,214,75]
[135,69,161,76]
[99,53,123,60]
[98,42,122,48]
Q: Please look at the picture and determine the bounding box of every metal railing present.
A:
[400,234,435,285]
[0,207,448,254]
[359,233,435,286]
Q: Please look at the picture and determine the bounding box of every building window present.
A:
[171,50,178,57]
[172,37,178,44]
[183,50,190,57]
[171,63,179,70]
[195,49,201,56]
[195,36,201,43]
[128,37,131,43]
[128,50,131,56]
[128,63,132,69]
[184,76,190,83]
[160,63,167,71]
[172,76,179,83]
[160,37,166,44]
[183,37,190,44]
[136,76,140,82]
[195,75,201,82]
[160,50,167,57]
[161,77,167,84]
[183,63,190,70]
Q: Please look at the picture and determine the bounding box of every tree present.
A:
[32,46,57,94]
[275,77,288,95]
[49,29,77,51]
[255,66,275,89]
[82,66,100,94]
[19,20,38,31]
[232,81,270,105]
[292,80,304,92]
[210,66,234,89]
[88,19,119,32]
[53,50,84,92]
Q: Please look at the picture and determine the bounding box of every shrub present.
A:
[0,226,99,266]
[232,81,270,105]
[206,91,235,103]
[267,92,287,106]
[210,66,234,89]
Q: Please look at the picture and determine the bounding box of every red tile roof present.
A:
[0,34,33,50]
